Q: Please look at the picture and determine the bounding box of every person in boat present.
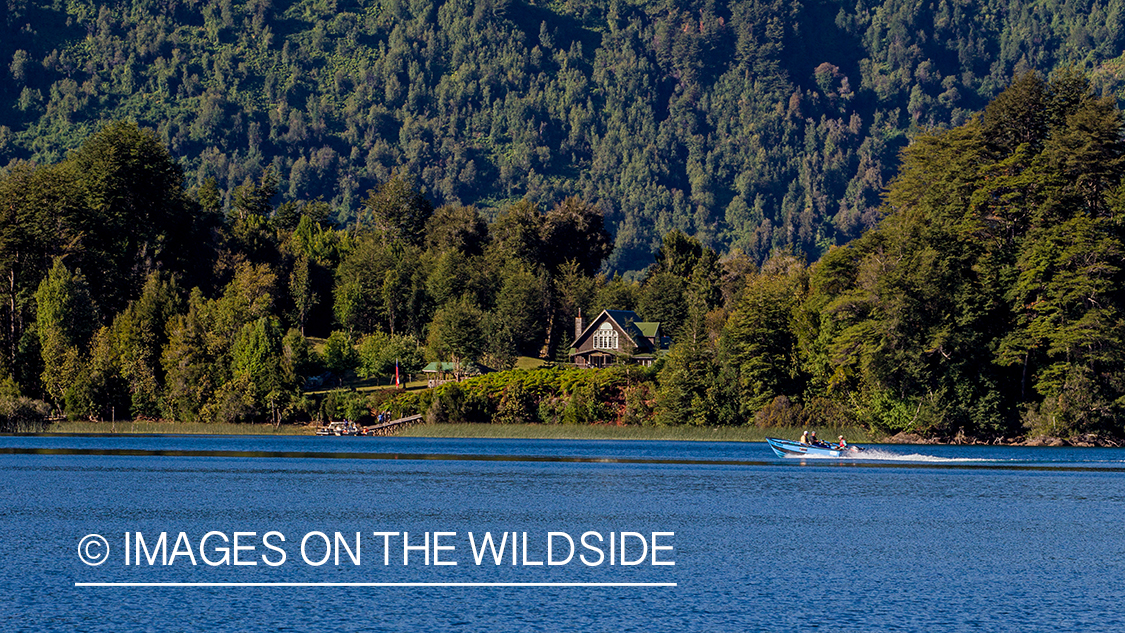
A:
[799,430,810,445]
[810,431,829,448]
[837,435,848,449]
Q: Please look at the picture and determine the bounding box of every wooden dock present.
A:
[364,414,424,436]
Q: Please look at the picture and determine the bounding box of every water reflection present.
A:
[4,443,1125,472]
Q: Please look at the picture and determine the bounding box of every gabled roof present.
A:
[572,309,662,352]
[634,321,661,338]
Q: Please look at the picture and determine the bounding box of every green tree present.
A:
[360,172,433,246]
[594,275,639,312]
[492,261,548,355]
[356,332,425,381]
[229,316,292,424]
[63,121,194,315]
[427,297,485,371]
[322,329,358,375]
[425,205,488,256]
[231,170,279,221]
[540,197,613,274]
[980,72,1049,157]
[638,272,687,335]
[0,163,81,379]
[113,272,182,418]
[290,254,316,335]
[282,328,317,385]
[34,259,97,411]
[649,229,705,279]
[490,200,543,265]
[720,256,807,417]
[998,217,1125,435]
[334,236,421,335]
[654,271,719,426]
[161,288,220,422]
[213,262,277,344]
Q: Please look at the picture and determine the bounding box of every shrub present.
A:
[620,383,656,426]
[753,396,808,428]
[427,382,465,424]
[0,397,51,432]
[201,375,258,424]
[388,365,659,425]
[495,381,537,424]
[537,396,565,424]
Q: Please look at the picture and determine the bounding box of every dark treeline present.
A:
[4,0,1125,274]
[4,70,1125,441]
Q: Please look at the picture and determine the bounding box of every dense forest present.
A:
[2,70,1124,441]
[4,0,1125,273]
[395,69,1125,441]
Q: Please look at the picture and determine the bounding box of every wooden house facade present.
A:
[568,309,670,368]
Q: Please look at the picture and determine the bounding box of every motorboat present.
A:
[766,437,860,458]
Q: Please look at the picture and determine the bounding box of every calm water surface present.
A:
[2,435,1124,632]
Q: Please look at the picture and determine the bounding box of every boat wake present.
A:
[847,449,1000,463]
[776,448,1001,462]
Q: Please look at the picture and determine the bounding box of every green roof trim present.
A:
[635,322,661,338]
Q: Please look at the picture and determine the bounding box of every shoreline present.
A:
[884,431,1124,448]
[17,420,872,442]
[8,421,1122,446]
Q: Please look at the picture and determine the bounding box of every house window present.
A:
[592,323,618,350]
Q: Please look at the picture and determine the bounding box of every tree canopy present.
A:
[3,53,1125,441]
[5,0,1125,274]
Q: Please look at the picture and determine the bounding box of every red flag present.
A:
[395,359,400,387]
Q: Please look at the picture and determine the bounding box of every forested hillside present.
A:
[1,71,1124,440]
[4,0,1125,272]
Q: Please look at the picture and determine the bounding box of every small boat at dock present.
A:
[314,414,425,437]
[315,421,360,436]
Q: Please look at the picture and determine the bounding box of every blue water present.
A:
[3,435,1124,632]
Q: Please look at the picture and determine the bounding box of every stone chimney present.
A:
[575,309,584,341]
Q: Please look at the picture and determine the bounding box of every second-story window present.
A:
[593,323,618,349]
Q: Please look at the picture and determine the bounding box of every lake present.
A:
[2,435,1124,632]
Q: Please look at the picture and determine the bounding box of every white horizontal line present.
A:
[76,582,676,588]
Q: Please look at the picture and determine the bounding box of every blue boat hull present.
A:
[766,437,850,458]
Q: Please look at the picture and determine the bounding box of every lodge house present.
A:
[569,309,671,368]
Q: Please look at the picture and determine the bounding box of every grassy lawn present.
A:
[513,356,552,370]
[308,377,429,394]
